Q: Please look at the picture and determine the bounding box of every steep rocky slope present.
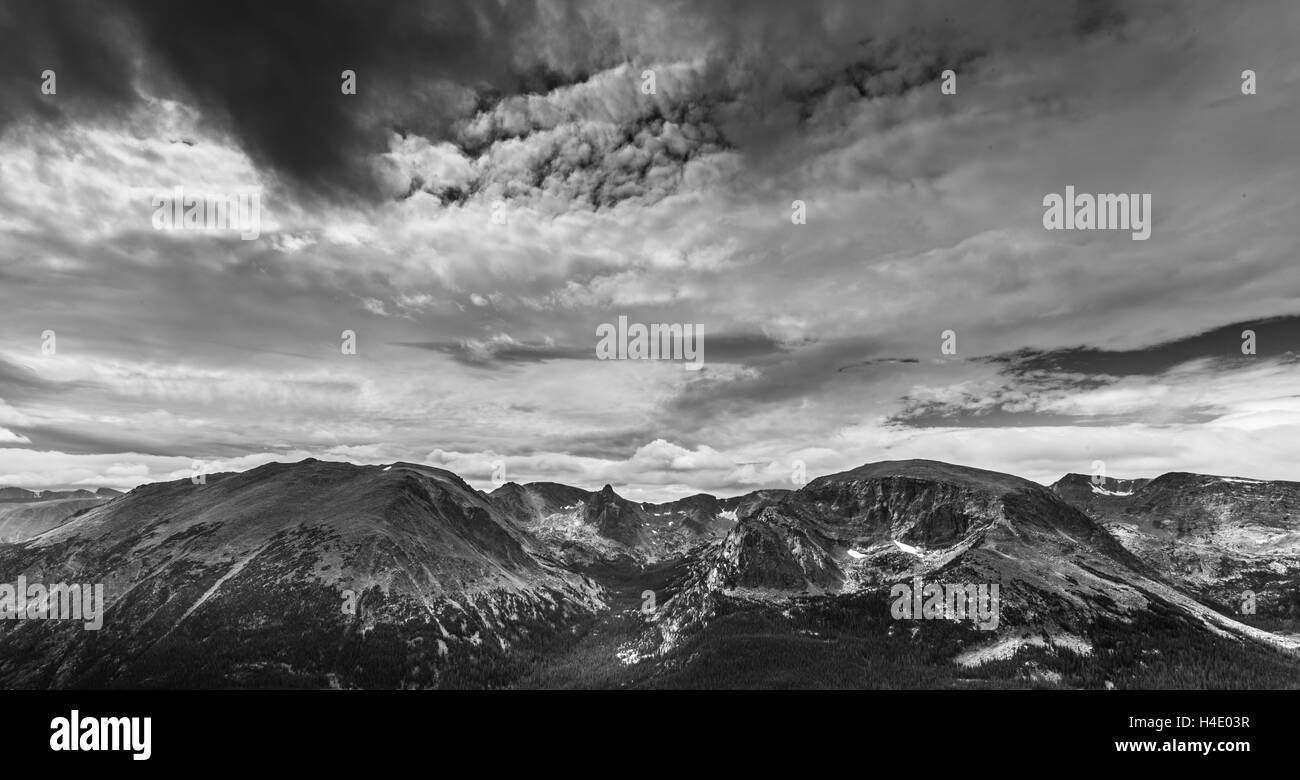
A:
[487,481,777,566]
[1050,473,1151,515]
[634,460,1299,685]
[1052,471,1300,630]
[0,460,603,688]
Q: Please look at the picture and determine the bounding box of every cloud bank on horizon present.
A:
[2,0,1299,501]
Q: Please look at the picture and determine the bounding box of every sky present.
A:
[1,0,1299,501]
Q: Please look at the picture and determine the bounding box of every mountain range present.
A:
[1,459,1297,689]
[0,487,123,544]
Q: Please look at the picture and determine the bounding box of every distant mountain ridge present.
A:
[0,486,123,502]
[0,487,124,543]
[1051,470,1300,631]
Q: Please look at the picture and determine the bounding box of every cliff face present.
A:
[698,461,1133,593]
[1049,473,1152,517]
[488,481,746,566]
[644,460,1291,662]
[1052,471,1300,624]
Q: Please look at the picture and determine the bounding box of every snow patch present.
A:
[1090,485,1133,496]
[893,540,922,556]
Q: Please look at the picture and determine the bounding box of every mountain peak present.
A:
[813,458,1043,496]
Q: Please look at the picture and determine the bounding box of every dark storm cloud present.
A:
[0,0,1123,205]
[146,0,628,201]
[396,338,590,367]
[887,314,1300,428]
[837,357,920,372]
[0,0,618,201]
[0,0,137,127]
[127,0,618,201]
[999,314,1300,378]
[397,331,790,368]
